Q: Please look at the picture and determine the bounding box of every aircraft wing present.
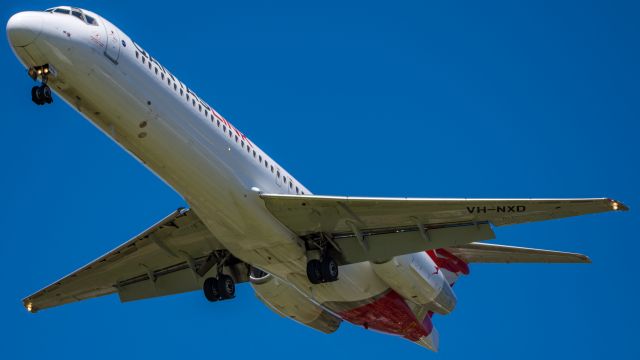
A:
[260,195,626,264]
[446,242,591,263]
[23,208,248,313]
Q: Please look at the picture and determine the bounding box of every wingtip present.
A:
[607,198,629,212]
[23,299,36,313]
[578,254,592,264]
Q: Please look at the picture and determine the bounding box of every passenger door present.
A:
[103,21,121,63]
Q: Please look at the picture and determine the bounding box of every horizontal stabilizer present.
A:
[446,242,591,264]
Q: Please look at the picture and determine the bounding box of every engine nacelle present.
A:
[250,268,341,334]
[371,252,457,314]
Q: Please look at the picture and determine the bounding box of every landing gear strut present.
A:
[28,64,54,105]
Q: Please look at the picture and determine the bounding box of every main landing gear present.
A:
[203,274,236,302]
[28,64,53,105]
[304,233,340,284]
[202,251,237,302]
[306,254,339,285]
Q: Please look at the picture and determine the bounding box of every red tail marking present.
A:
[427,249,470,275]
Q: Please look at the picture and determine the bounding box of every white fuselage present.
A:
[10,9,395,307]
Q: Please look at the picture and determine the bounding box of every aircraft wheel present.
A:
[306,259,323,284]
[217,274,235,300]
[42,85,53,103]
[203,277,220,302]
[321,256,339,282]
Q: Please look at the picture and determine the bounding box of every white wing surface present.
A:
[260,195,626,264]
[23,208,248,313]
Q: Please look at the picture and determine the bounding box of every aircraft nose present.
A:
[6,11,43,47]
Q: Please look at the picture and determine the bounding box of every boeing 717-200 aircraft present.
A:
[7,6,628,351]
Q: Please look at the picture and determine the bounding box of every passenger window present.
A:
[253,150,256,158]
[296,187,299,194]
[205,110,208,117]
[217,119,220,127]
[135,51,139,59]
[155,68,158,75]
[180,89,183,95]
[235,135,238,143]
[247,146,251,153]
[229,130,232,137]
[142,57,146,64]
[270,165,274,173]
[223,125,227,132]
[277,171,280,178]
[161,73,164,80]
[186,94,190,101]
[289,182,293,189]
[174,84,177,91]
[198,104,202,111]
[168,79,171,86]
[148,62,152,70]
[241,140,244,147]
[265,161,268,168]
[259,155,262,162]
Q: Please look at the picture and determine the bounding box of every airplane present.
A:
[7,6,628,351]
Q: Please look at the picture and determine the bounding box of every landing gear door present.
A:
[103,21,121,64]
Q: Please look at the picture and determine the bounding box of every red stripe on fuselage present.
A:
[337,290,432,341]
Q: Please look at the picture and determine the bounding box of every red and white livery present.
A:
[7,6,628,351]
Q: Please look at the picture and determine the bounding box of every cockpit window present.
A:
[71,10,83,21]
[46,7,99,26]
[85,15,98,25]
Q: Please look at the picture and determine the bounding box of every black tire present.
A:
[31,86,38,103]
[203,277,220,302]
[42,86,52,103]
[306,259,323,284]
[321,256,339,282]
[217,274,235,300]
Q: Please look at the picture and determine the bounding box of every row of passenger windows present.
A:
[134,50,305,195]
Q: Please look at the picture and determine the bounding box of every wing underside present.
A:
[260,194,626,265]
[23,208,248,313]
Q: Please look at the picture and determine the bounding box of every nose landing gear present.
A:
[31,84,52,105]
[28,64,54,105]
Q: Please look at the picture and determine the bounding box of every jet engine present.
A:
[249,268,341,334]
[371,252,457,314]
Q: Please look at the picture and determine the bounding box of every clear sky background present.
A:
[2,0,638,358]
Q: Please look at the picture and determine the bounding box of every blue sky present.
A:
[2,0,638,358]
